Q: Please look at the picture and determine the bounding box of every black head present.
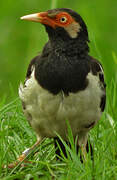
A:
[46,8,89,42]
[21,8,89,42]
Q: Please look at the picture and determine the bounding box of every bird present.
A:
[8,8,106,168]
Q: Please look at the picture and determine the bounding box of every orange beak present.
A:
[20,12,48,23]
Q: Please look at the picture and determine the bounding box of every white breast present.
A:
[19,69,103,140]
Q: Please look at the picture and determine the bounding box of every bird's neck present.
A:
[49,36,89,58]
[45,25,89,58]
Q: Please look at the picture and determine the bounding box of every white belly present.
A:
[19,70,103,140]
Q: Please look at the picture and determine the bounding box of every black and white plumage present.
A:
[18,8,106,160]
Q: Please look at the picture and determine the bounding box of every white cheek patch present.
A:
[64,22,81,38]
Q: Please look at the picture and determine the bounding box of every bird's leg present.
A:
[80,144,87,162]
[54,137,68,159]
[18,139,40,162]
[78,132,88,162]
[5,137,41,168]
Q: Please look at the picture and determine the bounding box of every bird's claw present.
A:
[3,148,31,169]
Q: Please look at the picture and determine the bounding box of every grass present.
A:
[0,0,117,101]
[0,75,117,179]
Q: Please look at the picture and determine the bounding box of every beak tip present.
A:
[20,16,23,20]
[20,13,40,21]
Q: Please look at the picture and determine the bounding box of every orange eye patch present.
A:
[55,12,75,27]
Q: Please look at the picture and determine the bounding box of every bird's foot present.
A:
[3,140,40,169]
[3,148,32,169]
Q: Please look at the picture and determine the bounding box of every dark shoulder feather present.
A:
[90,56,103,75]
[26,55,40,79]
[26,41,51,80]
[90,56,106,86]
[90,56,106,112]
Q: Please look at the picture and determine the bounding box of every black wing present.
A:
[26,55,40,79]
[90,56,106,112]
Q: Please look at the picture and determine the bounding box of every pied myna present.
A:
[9,8,106,167]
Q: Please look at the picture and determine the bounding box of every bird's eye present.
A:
[60,16,68,23]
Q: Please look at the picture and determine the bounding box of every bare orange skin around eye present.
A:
[41,12,76,28]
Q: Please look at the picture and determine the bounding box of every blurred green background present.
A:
[0,0,117,102]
